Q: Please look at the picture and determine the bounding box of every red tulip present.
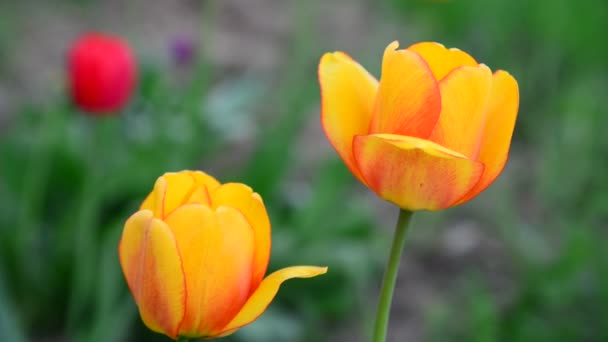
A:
[68,33,137,114]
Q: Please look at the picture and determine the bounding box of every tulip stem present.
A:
[176,337,189,342]
[372,209,413,342]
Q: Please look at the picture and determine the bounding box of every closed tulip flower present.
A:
[319,41,519,211]
[118,171,326,340]
[68,32,136,114]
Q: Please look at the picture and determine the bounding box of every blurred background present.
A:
[1,0,607,341]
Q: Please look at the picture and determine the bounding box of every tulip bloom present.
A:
[319,41,519,211]
[68,32,137,114]
[118,171,327,339]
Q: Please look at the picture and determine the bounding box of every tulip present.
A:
[118,171,327,340]
[319,41,519,211]
[68,32,137,114]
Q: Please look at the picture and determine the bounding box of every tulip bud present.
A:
[169,34,196,67]
[68,32,137,114]
[119,170,327,339]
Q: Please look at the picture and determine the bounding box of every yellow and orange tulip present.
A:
[319,41,519,210]
[118,171,327,339]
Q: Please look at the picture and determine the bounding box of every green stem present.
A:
[372,209,413,342]
[15,105,63,291]
[66,116,111,330]
[176,337,189,342]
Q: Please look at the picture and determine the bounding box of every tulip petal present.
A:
[212,183,271,292]
[185,171,222,207]
[319,51,378,183]
[140,171,221,217]
[188,170,222,190]
[455,70,519,204]
[429,64,493,159]
[407,42,478,81]
[369,41,441,138]
[219,266,328,335]
[185,185,213,207]
[118,210,186,338]
[155,174,192,217]
[139,177,165,217]
[353,134,484,210]
[164,204,254,337]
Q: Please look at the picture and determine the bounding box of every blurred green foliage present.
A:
[0,2,381,341]
[0,61,381,341]
[1,0,607,341]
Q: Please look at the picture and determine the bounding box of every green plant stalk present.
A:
[15,106,63,289]
[66,116,112,330]
[176,337,189,342]
[372,209,413,342]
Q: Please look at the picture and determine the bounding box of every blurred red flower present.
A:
[68,32,137,114]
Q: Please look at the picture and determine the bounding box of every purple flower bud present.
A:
[170,35,196,67]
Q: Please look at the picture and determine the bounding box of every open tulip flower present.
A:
[119,171,327,340]
[319,41,519,211]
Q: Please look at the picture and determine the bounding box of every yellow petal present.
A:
[185,185,213,207]
[407,42,478,81]
[212,183,271,292]
[319,51,378,184]
[118,210,186,339]
[164,204,254,337]
[455,70,519,204]
[353,134,484,211]
[219,266,328,335]
[429,64,493,159]
[140,171,221,218]
[183,171,221,206]
[189,170,222,191]
[139,179,163,215]
[369,41,441,138]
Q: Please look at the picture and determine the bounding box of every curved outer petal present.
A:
[212,183,271,292]
[407,42,478,81]
[118,210,186,338]
[218,266,328,335]
[164,204,255,337]
[455,70,519,204]
[140,171,221,218]
[353,134,484,211]
[319,51,378,183]
[139,177,166,217]
[369,41,441,138]
[429,64,493,159]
